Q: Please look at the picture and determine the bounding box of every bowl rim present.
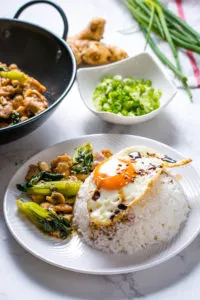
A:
[0,18,77,132]
[77,52,177,121]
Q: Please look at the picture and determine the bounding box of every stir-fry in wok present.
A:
[0,62,48,128]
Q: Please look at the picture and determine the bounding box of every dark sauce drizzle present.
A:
[147,152,176,164]
[137,169,146,176]
[148,164,156,171]
[92,190,100,201]
[118,204,127,210]
[110,214,115,221]
[129,152,141,160]
[162,155,177,163]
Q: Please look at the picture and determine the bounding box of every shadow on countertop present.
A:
[0,103,177,157]
[82,110,178,148]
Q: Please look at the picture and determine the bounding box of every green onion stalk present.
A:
[125,0,195,100]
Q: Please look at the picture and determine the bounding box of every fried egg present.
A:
[87,146,191,226]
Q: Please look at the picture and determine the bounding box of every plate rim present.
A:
[4,133,200,275]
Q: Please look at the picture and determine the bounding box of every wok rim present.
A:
[0,18,77,133]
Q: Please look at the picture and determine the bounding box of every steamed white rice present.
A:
[73,172,190,254]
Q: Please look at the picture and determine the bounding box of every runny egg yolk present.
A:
[93,158,135,190]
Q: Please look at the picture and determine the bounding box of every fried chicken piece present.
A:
[25,77,46,93]
[101,149,113,158]
[53,204,73,213]
[38,161,50,172]
[24,98,47,116]
[11,95,24,110]
[93,149,113,169]
[51,154,73,177]
[25,164,40,182]
[0,102,12,119]
[46,192,66,205]
[24,91,48,116]
[75,173,90,182]
[63,214,73,221]
[40,202,53,209]
[31,194,45,203]
[0,85,22,97]
[0,121,9,128]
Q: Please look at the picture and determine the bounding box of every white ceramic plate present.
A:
[77,53,177,125]
[4,134,200,275]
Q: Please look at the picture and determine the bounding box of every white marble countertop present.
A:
[1,1,200,299]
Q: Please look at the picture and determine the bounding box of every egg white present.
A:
[86,146,191,226]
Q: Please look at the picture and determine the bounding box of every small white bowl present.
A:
[77,52,177,125]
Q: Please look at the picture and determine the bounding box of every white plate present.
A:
[4,134,200,275]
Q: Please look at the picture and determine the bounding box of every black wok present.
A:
[0,0,76,144]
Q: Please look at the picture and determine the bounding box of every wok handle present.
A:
[14,0,68,40]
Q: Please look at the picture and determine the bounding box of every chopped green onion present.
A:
[93,75,161,116]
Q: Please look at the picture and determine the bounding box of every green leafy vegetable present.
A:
[29,171,64,185]
[10,111,21,124]
[0,66,9,72]
[17,178,82,197]
[71,142,93,174]
[17,199,71,239]
[93,75,161,116]
[16,171,64,192]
